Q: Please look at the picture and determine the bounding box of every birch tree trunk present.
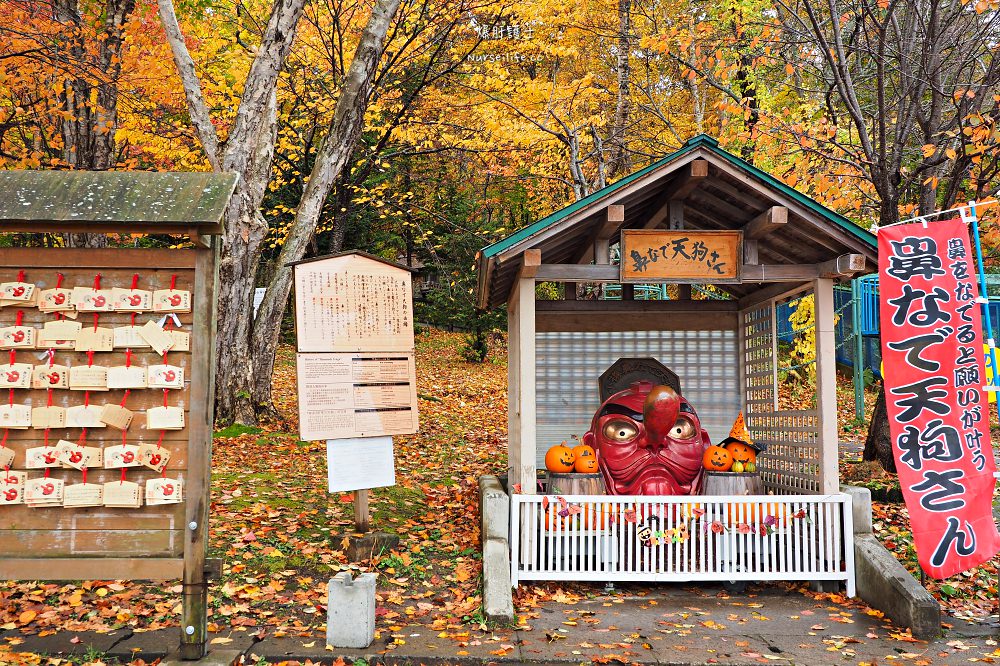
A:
[248,0,404,416]
[158,0,306,425]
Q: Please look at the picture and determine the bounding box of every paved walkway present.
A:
[3,583,999,665]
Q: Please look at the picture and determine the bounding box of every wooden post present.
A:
[507,276,536,493]
[354,489,370,532]
[180,240,217,660]
[814,278,839,494]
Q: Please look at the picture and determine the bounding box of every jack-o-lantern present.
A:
[545,443,576,473]
[575,455,599,473]
[702,445,733,471]
[725,441,756,465]
[572,444,595,461]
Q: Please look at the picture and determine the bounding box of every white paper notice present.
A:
[327,436,395,493]
[297,352,419,441]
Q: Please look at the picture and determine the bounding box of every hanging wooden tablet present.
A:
[113,324,150,349]
[71,287,115,312]
[31,405,66,429]
[152,287,191,313]
[0,363,32,389]
[138,443,170,473]
[106,366,147,390]
[0,325,35,349]
[64,482,104,508]
[0,403,31,429]
[65,404,106,428]
[0,470,26,505]
[146,477,182,505]
[103,480,142,508]
[32,364,70,390]
[138,320,174,355]
[0,445,15,469]
[25,477,65,506]
[75,326,114,352]
[55,440,102,470]
[38,288,74,313]
[145,405,185,430]
[100,403,134,430]
[25,446,61,468]
[147,365,184,389]
[166,329,190,352]
[69,365,108,391]
[0,273,35,302]
[104,444,141,468]
[40,320,82,344]
[112,288,153,312]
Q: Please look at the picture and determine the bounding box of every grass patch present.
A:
[214,424,265,438]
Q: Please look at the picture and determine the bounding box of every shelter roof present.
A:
[476,135,876,309]
[0,171,238,235]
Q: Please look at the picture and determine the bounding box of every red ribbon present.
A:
[8,349,15,366]
[131,274,139,290]
[120,389,130,407]
[163,389,169,408]
[77,427,88,445]
[130,312,136,327]
[93,312,99,332]
[82,467,88,484]
[55,273,63,289]
[16,271,24,283]
[87,350,94,367]
[47,389,53,407]
[170,274,178,290]
[14,310,23,327]
[125,349,132,368]
[84,390,90,408]
[93,274,101,291]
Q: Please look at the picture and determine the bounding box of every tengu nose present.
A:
[643,385,680,451]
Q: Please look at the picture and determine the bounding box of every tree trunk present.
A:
[863,382,896,473]
[607,0,631,178]
[248,0,404,418]
[54,0,135,249]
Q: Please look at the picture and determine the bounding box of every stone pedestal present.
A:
[327,571,376,649]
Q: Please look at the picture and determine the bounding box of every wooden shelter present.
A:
[476,135,876,590]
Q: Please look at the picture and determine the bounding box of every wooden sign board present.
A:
[296,352,419,440]
[293,252,419,441]
[620,230,742,283]
[292,252,414,353]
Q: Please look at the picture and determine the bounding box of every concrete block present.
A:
[855,534,940,638]
[160,649,244,666]
[480,475,510,544]
[327,571,376,649]
[483,538,515,624]
[840,484,873,535]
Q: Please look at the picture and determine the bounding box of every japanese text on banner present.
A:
[879,219,1000,579]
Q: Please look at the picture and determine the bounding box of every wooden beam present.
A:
[0,558,184,581]
[688,189,748,220]
[669,200,684,230]
[537,299,739,313]
[521,248,542,278]
[743,206,788,240]
[737,282,810,310]
[739,263,820,282]
[576,205,626,264]
[537,310,738,332]
[818,253,866,278]
[534,264,620,281]
[642,159,709,229]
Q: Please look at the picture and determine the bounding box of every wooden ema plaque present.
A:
[0,249,214,657]
[620,229,742,283]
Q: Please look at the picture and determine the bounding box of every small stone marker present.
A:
[327,571,376,649]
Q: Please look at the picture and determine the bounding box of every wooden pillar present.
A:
[508,276,536,493]
[814,278,839,494]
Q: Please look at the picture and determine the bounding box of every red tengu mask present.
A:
[583,381,710,496]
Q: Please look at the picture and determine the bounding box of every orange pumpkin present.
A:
[575,455,599,473]
[725,441,756,465]
[545,443,576,473]
[572,444,595,460]
[702,445,733,471]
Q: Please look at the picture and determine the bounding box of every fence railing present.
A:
[510,493,855,596]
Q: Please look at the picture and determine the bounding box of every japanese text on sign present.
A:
[879,219,1000,578]
[620,230,740,282]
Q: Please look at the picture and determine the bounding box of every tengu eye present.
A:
[603,419,638,442]
[670,417,696,439]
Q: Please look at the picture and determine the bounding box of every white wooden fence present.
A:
[510,493,855,596]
